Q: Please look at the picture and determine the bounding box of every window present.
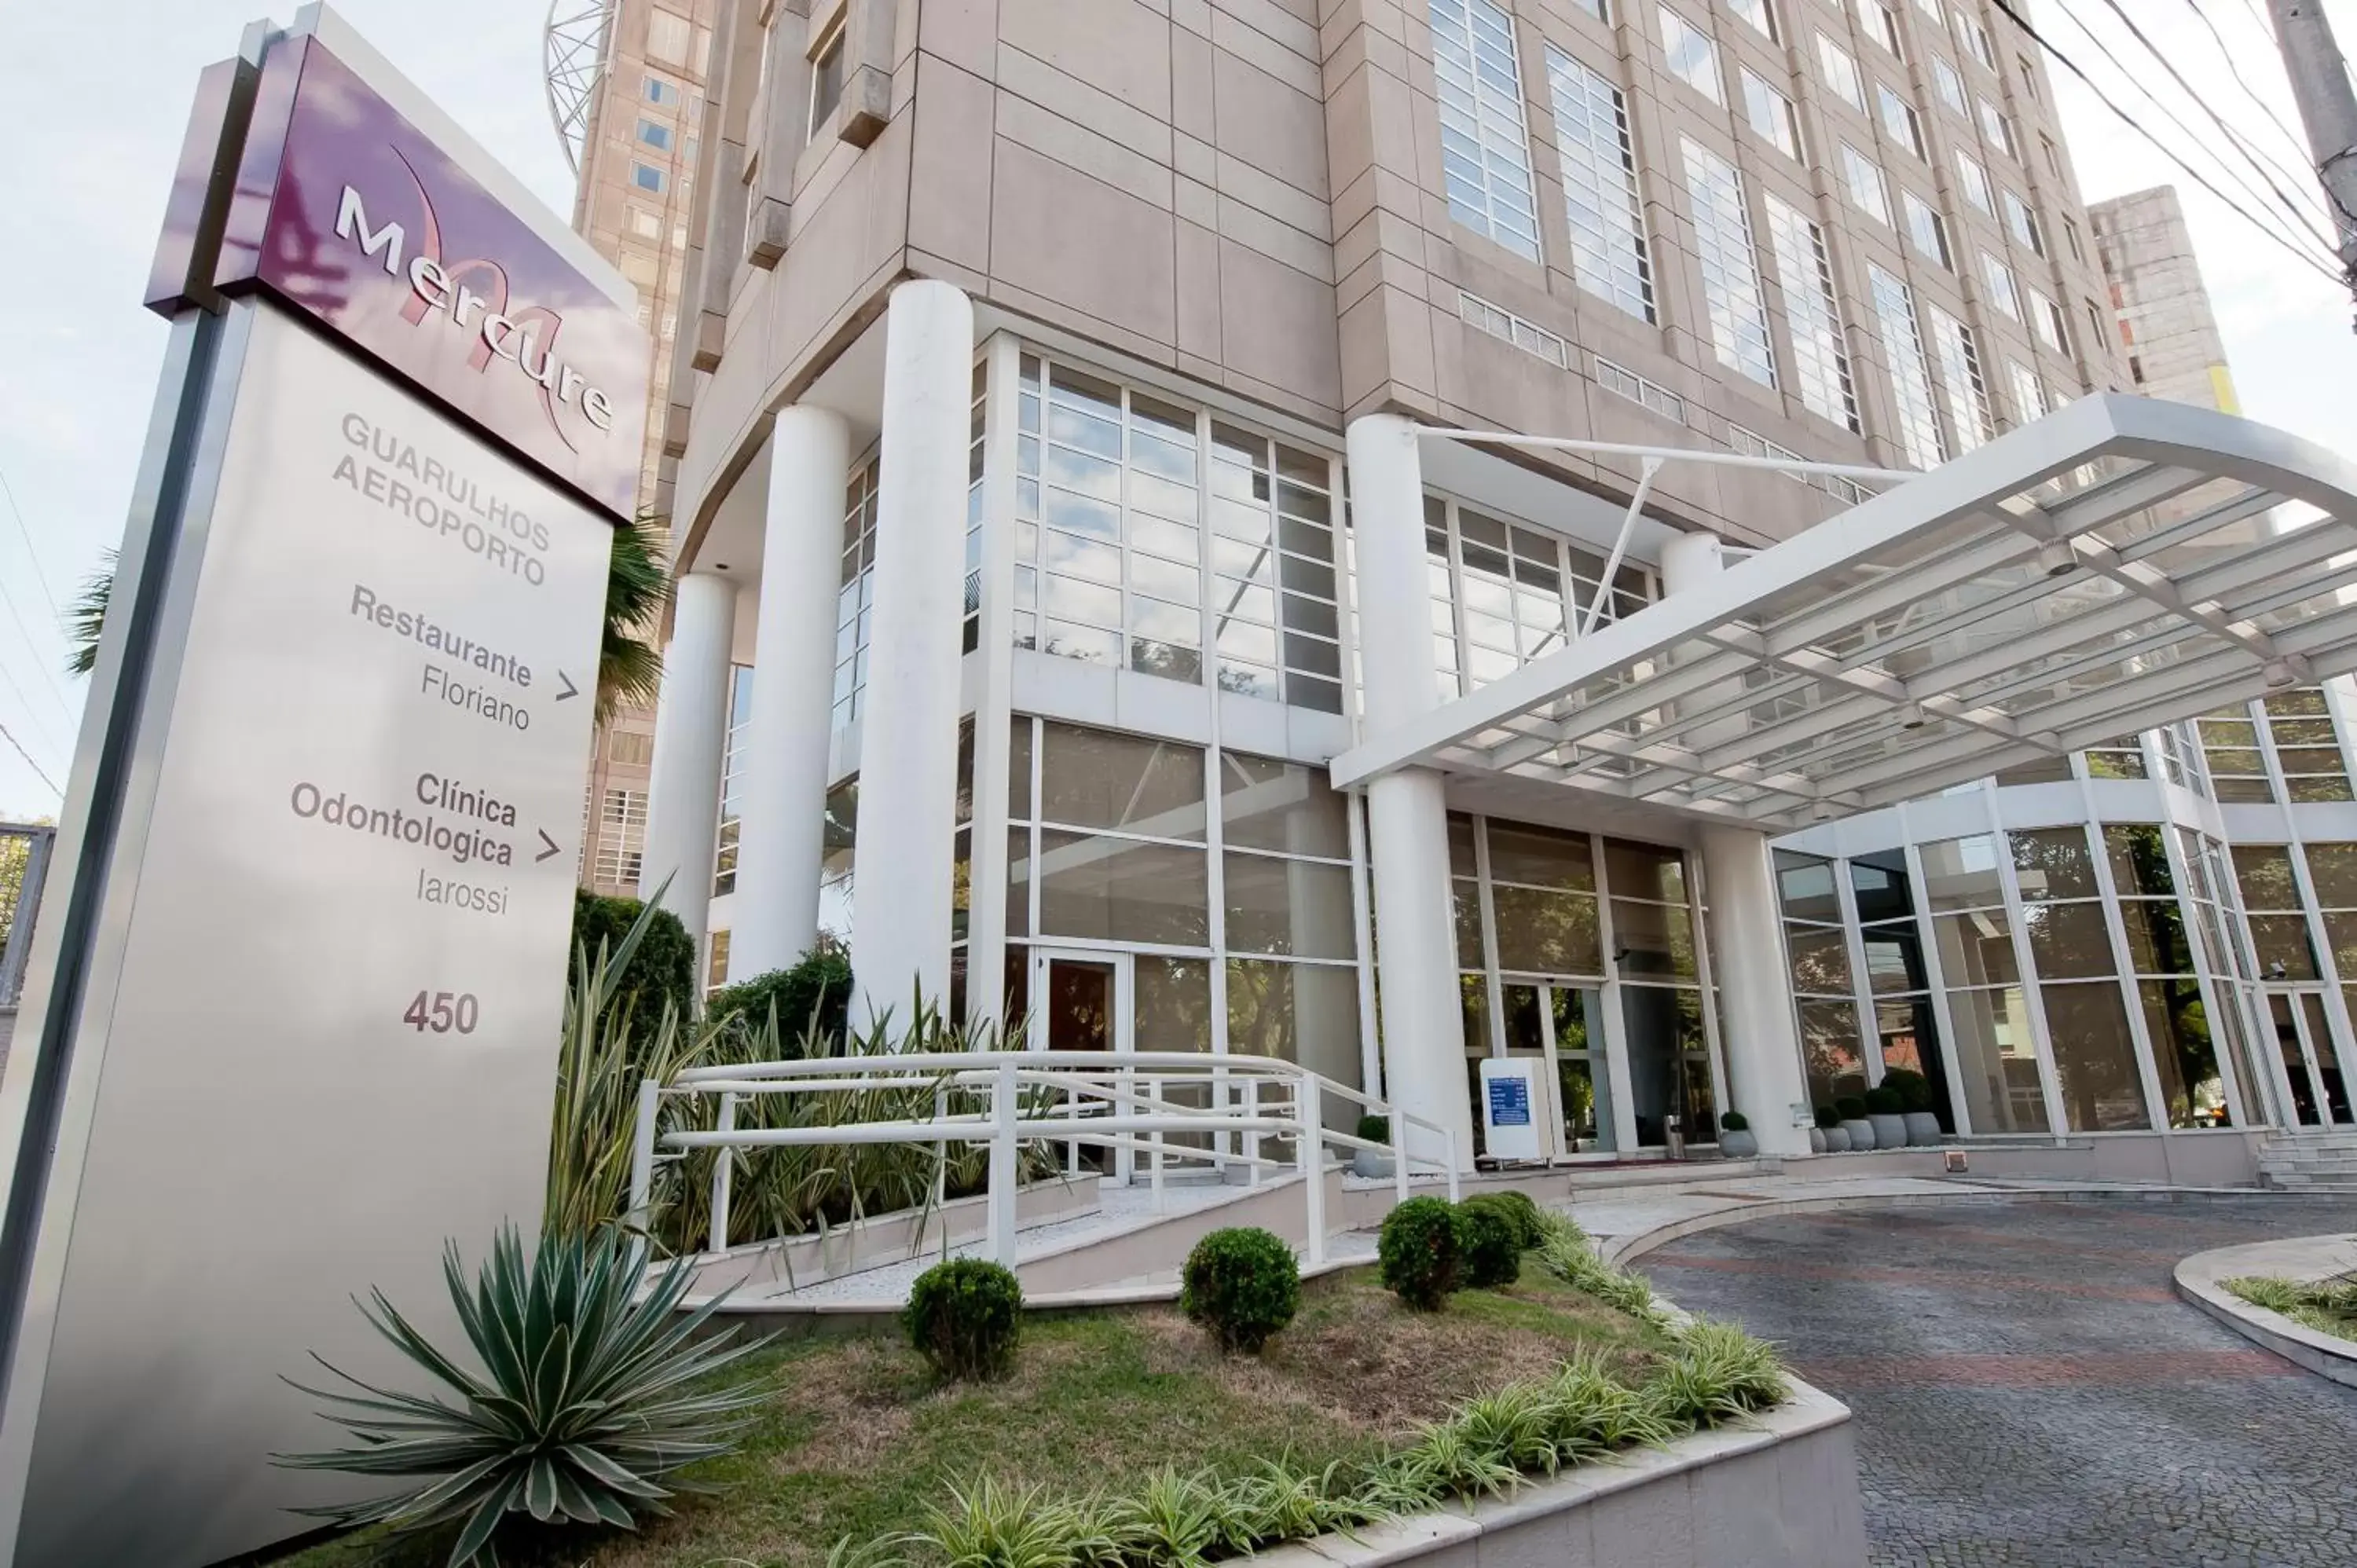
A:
[1212,427,1343,710]
[2032,288,2068,353]
[1765,193,1862,432]
[1933,55,1967,114]
[1914,0,1943,20]
[1860,0,1904,56]
[2269,688,2354,802]
[627,206,662,238]
[1842,143,1890,224]
[2003,189,2044,255]
[608,727,654,765]
[1741,68,1802,159]
[1459,290,1571,366]
[1902,189,1952,268]
[1818,33,1865,108]
[1871,264,1946,468]
[2040,132,2064,181]
[833,460,882,726]
[636,118,673,152]
[1979,97,2018,158]
[1431,0,1544,261]
[593,789,647,887]
[1926,305,1994,451]
[1659,7,1722,101]
[1596,356,1689,423]
[2063,214,2084,262]
[1981,251,2019,318]
[1957,9,1997,69]
[1878,83,1925,156]
[644,75,680,106]
[631,162,666,192]
[1728,0,1778,40]
[1548,48,1656,321]
[1730,424,1878,504]
[1682,137,1777,387]
[809,19,847,134]
[2015,53,2039,101]
[1956,148,1993,213]
[2009,359,2046,423]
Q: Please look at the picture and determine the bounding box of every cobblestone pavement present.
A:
[1639,1197,2357,1567]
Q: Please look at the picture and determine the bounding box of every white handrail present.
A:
[632,1050,1458,1270]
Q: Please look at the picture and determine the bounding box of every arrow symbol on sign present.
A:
[555,670,580,702]
[537,830,562,863]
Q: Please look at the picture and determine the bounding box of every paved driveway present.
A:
[1638,1197,2357,1567]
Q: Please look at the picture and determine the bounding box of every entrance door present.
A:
[1621,985,1716,1149]
[1028,950,1134,1178]
[1494,980,1615,1159]
[2268,988,2352,1127]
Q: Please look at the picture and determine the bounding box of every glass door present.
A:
[1548,987,1615,1155]
[1028,950,1135,1178]
[2268,988,2353,1127]
[1620,985,1716,1150]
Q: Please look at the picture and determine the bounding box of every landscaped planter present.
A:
[1868,1112,1908,1149]
[1351,1149,1395,1179]
[1839,1117,1877,1151]
[1808,1127,1827,1154]
[1245,1379,1868,1568]
[1719,1128,1759,1159]
[1904,1112,1943,1146]
[1821,1125,1852,1152]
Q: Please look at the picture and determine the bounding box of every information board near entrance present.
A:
[0,9,645,1563]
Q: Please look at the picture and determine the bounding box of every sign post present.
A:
[0,9,647,1563]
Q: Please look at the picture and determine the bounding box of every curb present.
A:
[2172,1233,2357,1389]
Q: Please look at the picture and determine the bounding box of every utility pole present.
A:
[2269,0,2357,316]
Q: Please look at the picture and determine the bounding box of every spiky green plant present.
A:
[277,1224,772,1566]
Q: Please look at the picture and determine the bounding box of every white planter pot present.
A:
[1351,1149,1395,1179]
[1719,1129,1759,1159]
[1807,1127,1827,1154]
[1903,1112,1944,1146]
[1868,1112,1908,1150]
[1841,1118,1878,1151]
[1821,1126,1852,1152]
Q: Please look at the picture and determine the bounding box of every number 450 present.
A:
[403,991,479,1034]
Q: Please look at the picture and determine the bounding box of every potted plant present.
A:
[1836,1094,1876,1151]
[1863,1086,1908,1151]
[1351,1113,1395,1179]
[1811,1103,1841,1153]
[1882,1068,1945,1146]
[1717,1110,1758,1160]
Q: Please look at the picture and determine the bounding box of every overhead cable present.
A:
[0,717,60,801]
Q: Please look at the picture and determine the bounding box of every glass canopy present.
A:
[1331,395,2357,832]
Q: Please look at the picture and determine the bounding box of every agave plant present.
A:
[277,1223,772,1566]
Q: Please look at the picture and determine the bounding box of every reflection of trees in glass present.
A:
[2010,827,2095,899]
[1786,925,1852,992]
[1492,885,1603,973]
[2041,981,2151,1130]
[2140,977,2227,1127]
[1798,998,1866,1105]
[2106,823,2172,897]
[2233,844,2300,912]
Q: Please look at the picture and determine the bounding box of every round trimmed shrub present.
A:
[903,1258,1023,1380]
[1880,1068,1934,1113]
[1378,1196,1466,1310]
[1813,1104,1841,1130]
[1457,1198,1523,1289]
[1834,1095,1868,1122]
[1179,1227,1301,1353]
[1720,1110,1750,1133]
[1464,1189,1545,1249]
[1862,1086,1904,1116]
[1355,1113,1391,1146]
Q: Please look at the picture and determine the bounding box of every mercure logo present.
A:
[334,181,615,441]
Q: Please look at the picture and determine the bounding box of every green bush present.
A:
[1457,1199,1524,1289]
[1356,1113,1391,1146]
[1834,1095,1868,1121]
[1179,1227,1302,1353]
[1880,1068,1934,1112]
[278,1225,769,1563]
[904,1258,1024,1380]
[706,941,854,1051]
[1862,1086,1903,1116]
[1719,1110,1749,1133]
[1378,1196,1466,1310]
[1813,1104,1841,1129]
[571,889,695,1032]
[1464,1189,1545,1249]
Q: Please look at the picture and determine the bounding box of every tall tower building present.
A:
[552,0,718,898]
[2089,185,2239,414]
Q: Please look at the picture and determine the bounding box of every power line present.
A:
[2080,0,2337,249]
[0,657,65,769]
[0,573,72,729]
[0,716,60,802]
[2180,0,2331,185]
[1987,0,2350,288]
[0,462,59,622]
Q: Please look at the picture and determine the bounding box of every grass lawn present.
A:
[280,1263,1681,1568]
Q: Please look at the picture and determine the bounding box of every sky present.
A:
[0,2,2353,818]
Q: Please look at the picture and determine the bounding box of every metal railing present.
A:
[629,1050,1460,1271]
[0,824,55,1009]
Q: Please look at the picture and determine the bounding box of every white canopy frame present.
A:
[1332,395,2357,833]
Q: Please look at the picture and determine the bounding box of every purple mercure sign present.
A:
[174,37,647,518]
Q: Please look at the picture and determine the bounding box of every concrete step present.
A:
[2262,1171,2357,1190]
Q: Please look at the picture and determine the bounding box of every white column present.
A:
[848,280,974,1031]
[1662,529,1812,1156]
[729,406,852,980]
[639,571,737,951]
[1348,412,1475,1170]
[1698,826,1813,1156]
